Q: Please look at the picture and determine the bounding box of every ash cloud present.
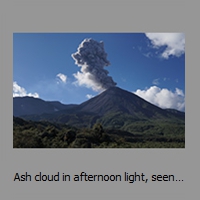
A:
[72,38,116,91]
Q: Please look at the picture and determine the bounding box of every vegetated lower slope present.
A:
[13,116,185,148]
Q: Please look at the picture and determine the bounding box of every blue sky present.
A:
[13,33,185,111]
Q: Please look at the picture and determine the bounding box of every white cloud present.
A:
[56,73,67,83]
[145,33,185,59]
[13,82,39,98]
[134,86,185,111]
[73,71,104,92]
[86,94,95,99]
[143,52,153,58]
[152,78,160,85]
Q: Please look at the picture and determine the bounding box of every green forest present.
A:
[13,117,185,148]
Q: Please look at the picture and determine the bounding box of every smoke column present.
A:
[72,38,117,91]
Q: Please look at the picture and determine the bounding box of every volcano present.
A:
[74,86,184,120]
[13,86,185,131]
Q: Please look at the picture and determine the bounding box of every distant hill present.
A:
[13,96,77,117]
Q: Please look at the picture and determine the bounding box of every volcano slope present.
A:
[15,87,185,135]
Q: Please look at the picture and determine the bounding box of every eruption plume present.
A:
[72,38,116,91]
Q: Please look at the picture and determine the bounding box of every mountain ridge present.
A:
[13,96,77,117]
[13,87,185,132]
